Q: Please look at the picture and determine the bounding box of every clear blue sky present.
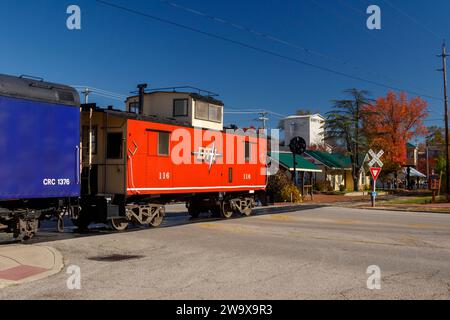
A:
[1,0,449,129]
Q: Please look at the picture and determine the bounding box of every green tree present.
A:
[425,126,447,184]
[325,89,371,191]
[426,126,445,146]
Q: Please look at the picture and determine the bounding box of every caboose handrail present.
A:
[19,74,44,82]
[131,86,219,97]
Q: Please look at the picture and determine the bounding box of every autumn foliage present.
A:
[363,92,428,171]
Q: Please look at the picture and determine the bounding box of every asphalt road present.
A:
[1,206,450,300]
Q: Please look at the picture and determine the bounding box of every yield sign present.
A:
[370,167,382,181]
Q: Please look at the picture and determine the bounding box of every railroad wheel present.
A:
[149,207,165,227]
[57,216,65,233]
[220,201,234,219]
[109,218,129,231]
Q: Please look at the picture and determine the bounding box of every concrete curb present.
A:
[0,245,64,289]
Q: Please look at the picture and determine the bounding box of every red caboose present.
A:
[79,86,267,230]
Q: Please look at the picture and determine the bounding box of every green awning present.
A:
[305,150,352,171]
[268,152,322,173]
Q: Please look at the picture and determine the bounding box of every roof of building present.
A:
[406,142,417,149]
[283,114,325,121]
[403,167,426,178]
[304,150,352,171]
[268,152,322,173]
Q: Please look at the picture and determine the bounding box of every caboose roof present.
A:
[126,91,224,106]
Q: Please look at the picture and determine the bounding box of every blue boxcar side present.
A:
[0,95,80,200]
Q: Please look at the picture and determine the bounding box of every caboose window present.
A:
[173,99,188,117]
[107,133,123,159]
[158,132,170,156]
[209,105,222,123]
[195,101,209,121]
[129,102,140,114]
[195,101,223,123]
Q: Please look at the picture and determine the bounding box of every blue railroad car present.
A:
[0,74,81,240]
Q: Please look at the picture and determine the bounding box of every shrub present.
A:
[280,184,303,203]
[315,180,333,192]
[339,185,346,192]
[267,171,302,203]
[267,171,290,193]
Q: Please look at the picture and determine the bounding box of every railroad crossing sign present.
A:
[370,167,382,181]
[368,149,384,168]
[366,149,384,208]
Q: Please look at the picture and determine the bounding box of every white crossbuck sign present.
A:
[368,149,384,167]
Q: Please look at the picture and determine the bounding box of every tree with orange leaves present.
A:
[363,92,428,173]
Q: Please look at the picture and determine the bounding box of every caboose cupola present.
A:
[126,86,224,131]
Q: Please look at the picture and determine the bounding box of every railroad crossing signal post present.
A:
[289,137,307,194]
[367,149,384,208]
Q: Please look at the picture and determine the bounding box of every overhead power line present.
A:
[380,0,442,41]
[226,107,287,118]
[161,0,411,85]
[95,0,442,102]
[72,86,128,99]
[159,1,380,75]
[72,85,128,103]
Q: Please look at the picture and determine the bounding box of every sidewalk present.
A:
[0,245,63,289]
[358,203,450,214]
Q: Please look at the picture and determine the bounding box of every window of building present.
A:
[107,132,123,159]
[158,132,170,156]
[173,99,188,117]
[82,126,98,155]
[129,102,140,114]
[195,101,223,123]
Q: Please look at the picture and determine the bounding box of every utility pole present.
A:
[355,97,360,192]
[81,87,91,104]
[426,144,430,181]
[257,111,269,130]
[438,42,450,200]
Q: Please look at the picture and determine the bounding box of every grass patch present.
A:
[382,196,447,205]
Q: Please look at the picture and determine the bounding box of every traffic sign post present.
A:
[367,150,384,208]
[370,167,382,207]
